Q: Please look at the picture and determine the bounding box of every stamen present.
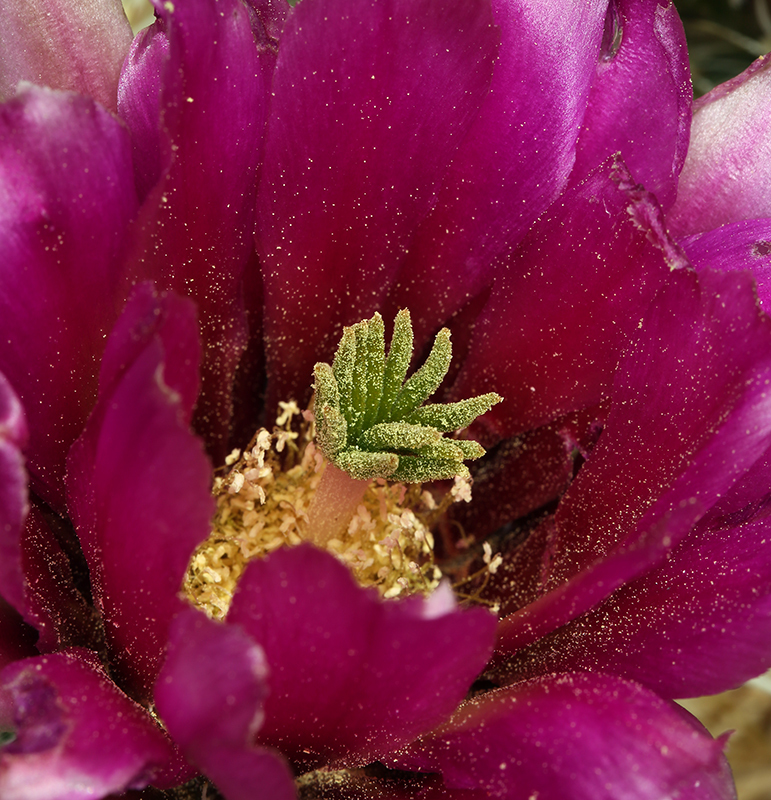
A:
[183,410,449,617]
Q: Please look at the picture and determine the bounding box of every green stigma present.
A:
[313,310,502,483]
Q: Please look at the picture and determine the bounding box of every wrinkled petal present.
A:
[0,85,138,510]
[390,673,735,800]
[119,0,269,457]
[494,268,771,662]
[256,0,499,405]
[571,0,691,210]
[66,285,214,701]
[385,0,607,348]
[0,0,132,113]
[155,609,296,800]
[451,159,678,441]
[669,54,771,236]
[243,0,289,49]
[226,544,496,769]
[0,649,185,799]
[680,218,771,311]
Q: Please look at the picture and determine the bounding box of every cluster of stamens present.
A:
[184,310,503,617]
[184,402,477,617]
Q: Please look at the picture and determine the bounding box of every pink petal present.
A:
[669,54,771,236]
[391,673,735,800]
[494,267,771,663]
[571,0,691,210]
[0,649,183,799]
[0,85,139,510]
[226,544,496,769]
[66,285,214,701]
[385,0,608,349]
[256,0,499,405]
[451,159,679,441]
[155,609,296,800]
[119,0,270,458]
[0,373,28,615]
[0,0,132,113]
[679,218,771,312]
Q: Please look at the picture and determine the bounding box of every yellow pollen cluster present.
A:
[183,402,470,618]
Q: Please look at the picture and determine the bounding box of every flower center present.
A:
[183,310,501,618]
[183,401,477,617]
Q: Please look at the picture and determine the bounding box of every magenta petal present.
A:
[0,597,36,672]
[549,267,771,585]
[155,609,296,800]
[386,0,607,346]
[680,218,771,311]
[117,22,169,201]
[669,54,771,236]
[19,503,101,655]
[571,0,691,210]
[66,285,214,701]
[0,0,132,113]
[452,415,582,542]
[509,508,771,700]
[0,379,67,661]
[120,0,269,457]
[0,85,138,510]
[0,373,28,615]
[451,160,676,440]
[390,673,735,800]
[256,0,499,404]
[511,431,771,698]
[0,400,37,669]
[0,649,181,799]
[494,267,771,661]
[226,544,496,769]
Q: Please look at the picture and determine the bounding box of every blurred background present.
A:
[675,0,770,92]
[117,0,771,796]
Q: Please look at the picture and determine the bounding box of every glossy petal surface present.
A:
[0,649,180,799]
[156,609,296,800]
[256,0,499,404]
[669,54,771,236]
[494,268,771,661]
[386,0,607,347]
[451,160,677,440]
[0,86,138,509]
[66,285,214,700]
[120,0,268,456]
[227,544,496,769]
[391,673,735,800]
[117,21,169,202]
[571,0,691,210]
[680,218,771,311]
[0,0,132,112]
